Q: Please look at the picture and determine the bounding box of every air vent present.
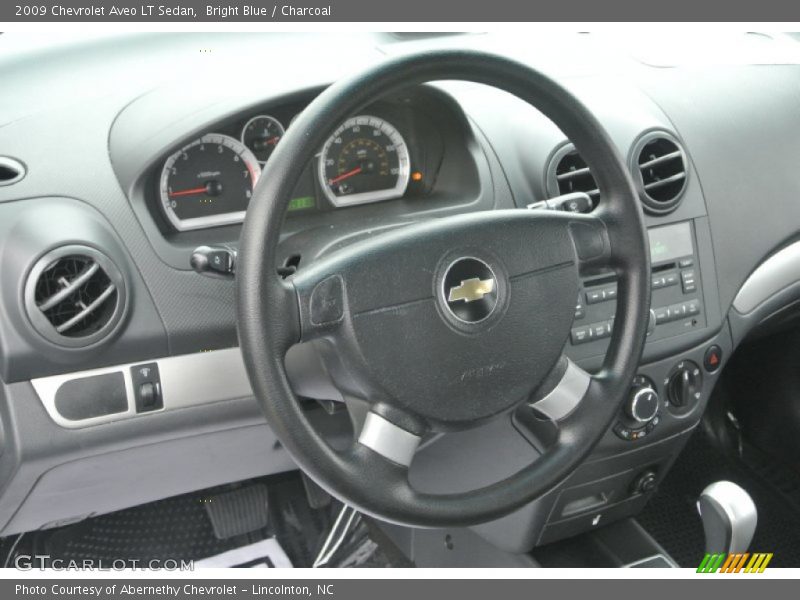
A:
[25,246,126,348]
[632,132,688,214]
[0,156,26,186]
[546,144,599,207]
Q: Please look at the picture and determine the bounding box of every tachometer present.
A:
[318,115,410,207]
[159,133,261,231]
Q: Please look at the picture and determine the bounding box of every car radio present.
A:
[568,221,706,357]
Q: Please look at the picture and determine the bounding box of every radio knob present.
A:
[626,386,659,423]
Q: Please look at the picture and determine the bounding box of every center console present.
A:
[455,217,731,553]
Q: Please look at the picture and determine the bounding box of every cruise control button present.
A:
[604,286,617,300]
[679,257,694,268]
[665,272,679,287]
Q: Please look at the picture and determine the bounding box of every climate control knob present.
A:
[626,386,660,423]
[666,360,703,409]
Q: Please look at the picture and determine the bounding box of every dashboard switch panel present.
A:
[131,362,163,413]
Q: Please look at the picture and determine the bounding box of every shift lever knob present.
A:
[697,481,757,554]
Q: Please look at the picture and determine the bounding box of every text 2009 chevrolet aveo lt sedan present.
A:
[0,31,798,569]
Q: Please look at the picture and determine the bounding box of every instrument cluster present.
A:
[156,98,433,232]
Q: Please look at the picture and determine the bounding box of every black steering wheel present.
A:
[237,49,650,527]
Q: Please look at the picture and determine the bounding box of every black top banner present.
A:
[3,0,800,22]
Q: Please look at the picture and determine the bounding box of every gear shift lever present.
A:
[697,481,757,554]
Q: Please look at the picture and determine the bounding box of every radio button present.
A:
[586,290,605,304]
[654,306,670,324]
[571,326,592,344]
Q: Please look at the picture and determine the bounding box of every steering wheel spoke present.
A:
[528,356,593,422]
[544,210,613,274]
[356,410,425,468]
[291,271,347,344]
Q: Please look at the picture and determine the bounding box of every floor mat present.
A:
[4,472,401,569]
[637,427,800,567]
[35,482,274,567]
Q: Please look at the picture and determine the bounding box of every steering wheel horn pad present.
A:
[293,210,589,429]
[237,49,650,527]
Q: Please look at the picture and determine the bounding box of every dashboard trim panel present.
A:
[31,348,253,429]
[733,240,800,315]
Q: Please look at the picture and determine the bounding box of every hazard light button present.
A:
[704,345,723,373]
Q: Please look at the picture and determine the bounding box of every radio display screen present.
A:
[648,222,693,264]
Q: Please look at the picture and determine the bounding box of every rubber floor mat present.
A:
[9,473,400,568]
[637,428,800,567]
[36,483,271,567]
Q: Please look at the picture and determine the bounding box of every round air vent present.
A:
[631,131,688,214]
[24,246,126,348]
[546,143,600,207]
[0,157,26,187]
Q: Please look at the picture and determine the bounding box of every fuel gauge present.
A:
[241,115,285,163]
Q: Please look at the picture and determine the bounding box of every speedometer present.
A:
[318,116,410,207]
[159,133,260,231]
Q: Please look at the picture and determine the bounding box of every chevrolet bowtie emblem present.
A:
[448,277,496,303]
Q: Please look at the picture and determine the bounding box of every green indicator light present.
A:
[288,196,316,212]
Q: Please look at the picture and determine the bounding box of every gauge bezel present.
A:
[159,133,261,232]
[317,115,410,208]
[240,114,285,164]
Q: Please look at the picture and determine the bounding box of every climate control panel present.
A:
[613,374,662,441]
[665,359,703,413]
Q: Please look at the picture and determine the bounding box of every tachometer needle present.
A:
[169,186,208,198]
[328,166,362,185]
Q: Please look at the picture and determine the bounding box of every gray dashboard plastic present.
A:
[0,197,167,382]
[1,32,799,543]
[110,83,495,271]
[733,240,800,314]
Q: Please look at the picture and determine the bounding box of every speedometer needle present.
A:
[169,186,208,198]
[328,166,362,185]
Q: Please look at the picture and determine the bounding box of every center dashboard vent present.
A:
[24,246,127,348]
[547,144,600,206]
[632,131,688,214]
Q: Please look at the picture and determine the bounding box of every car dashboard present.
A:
[1,31,800,551]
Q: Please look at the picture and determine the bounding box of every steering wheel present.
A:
[237,49,650,527]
